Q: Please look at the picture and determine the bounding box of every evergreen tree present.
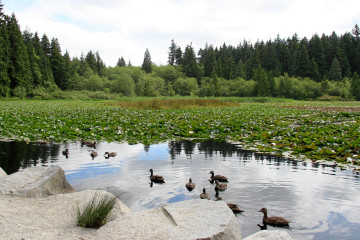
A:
[309,34,326,76]
[7,13,32,92]
[235,59,246,79]
[182,44,200,79]
[141,48,152,73]
[116,57,126,67]
[41,34,51,57]
[168,39,177,65]
[328,58,343,81]
[352,24,360,39]
[23,29,42,87]
[175,46,183,65]
[288,34,300,76]
[203,45,216,78]
[351,72,360,100]
[253,66,269,96]
[50,38,67,90]
[263,40,281,76]
[0,3,10,96]
[32,32,54,87]
[95,51,105,76]
[85,50,97,74]
[296,42,311,78]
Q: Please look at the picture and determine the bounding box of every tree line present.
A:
[1,1,360,100]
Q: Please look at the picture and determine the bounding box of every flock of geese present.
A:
[149,168,291,229]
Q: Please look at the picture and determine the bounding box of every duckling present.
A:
[87,141,96,148]
[227,203,244,214]
[258,208,290,227]
[90,150,98,159]
[185,178,195,191]
[104,152,117,158]
[214,180,227,192]
[209,171,228,182]
[149,169,165,183]
[62,149,69,158]
[200,188,210,200]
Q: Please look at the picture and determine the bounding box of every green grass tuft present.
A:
[74,192,117,229]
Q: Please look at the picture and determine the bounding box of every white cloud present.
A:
[4,0,360,66]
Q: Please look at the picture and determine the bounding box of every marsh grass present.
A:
[105,98,239,109]
[73,192,117,229]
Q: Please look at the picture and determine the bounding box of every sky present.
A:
[3,0,360,67]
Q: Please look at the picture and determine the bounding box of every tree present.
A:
[328,58,342,81]
[50,38,67,90]
[182,44,200,79]
[7,13,32,92]
[141,48,152,73]
[116,57,126,67]
[0,4,10,96]
[253,66,270,96]
[352,24,360,39]
[203,44,216,78]
[173,77,199,96]
[168,39,177,65]
[351,72,360,100]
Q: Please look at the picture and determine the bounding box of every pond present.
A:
[0,140,359,239]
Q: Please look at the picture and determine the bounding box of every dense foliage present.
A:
[1,100,359,165]
[0,1,359,100]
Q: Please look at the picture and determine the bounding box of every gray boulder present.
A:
[0,167,6,179]
[97,199,242,240]
[243,230,292,240]
[0,165,75,197]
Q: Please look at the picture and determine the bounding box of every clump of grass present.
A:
[73,192,117,229]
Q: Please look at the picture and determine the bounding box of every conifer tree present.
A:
[23,30,42,87]
[85,50,97,74]
[117,57,126,67]
[296,42,311,78]
[141,48,152,73]
[0,2,10,96]
[253,66,269,96]
[168,39,177,65]
[182,44,200,79]
[203,45,216,78]
[95,51,105,76]
[351,72,360,100]
[7,13,32,92]
[50,38,67,90]
[328,58,343,81]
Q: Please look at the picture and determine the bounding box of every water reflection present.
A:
[0,140,359,240]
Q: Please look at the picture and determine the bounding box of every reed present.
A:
[73,192,117,228]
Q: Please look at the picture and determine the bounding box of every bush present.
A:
[73,192,117,229]
[13,86,27,99]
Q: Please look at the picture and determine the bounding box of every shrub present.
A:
[73,192,117,229]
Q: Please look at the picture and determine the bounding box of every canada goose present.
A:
[214,180,227,192]
[185,178,195,191]
[200,188,210,200]
[149,169,165,183]
[209,171,228,182]
[258,208,290,227]
[104,152,117,158]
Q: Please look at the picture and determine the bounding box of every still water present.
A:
[0,140,359,239]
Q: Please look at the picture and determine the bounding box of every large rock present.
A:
[0,167,6,179]
[0,165,75,197]
[96,199,242,240]
[243,230,292,240]
[0,190,131,240]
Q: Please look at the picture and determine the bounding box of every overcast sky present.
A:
[3,0,360,67]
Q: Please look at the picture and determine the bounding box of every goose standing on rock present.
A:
[214,180,227,192]
[200,188,210,200]
[185,178,195,191]
[149,169,165,183]
[258,208,290,227]
[209,171,228,182]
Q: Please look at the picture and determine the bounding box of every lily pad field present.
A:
[1,98,360,167]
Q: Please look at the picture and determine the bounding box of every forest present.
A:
[1,1,360,100]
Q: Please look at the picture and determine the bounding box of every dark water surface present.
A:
[1,140,359,239]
